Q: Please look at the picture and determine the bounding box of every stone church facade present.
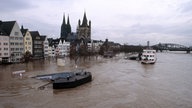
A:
[77,12,91,44]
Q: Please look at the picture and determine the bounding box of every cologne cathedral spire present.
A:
[60,13,71,40]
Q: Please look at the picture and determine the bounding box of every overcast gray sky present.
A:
[1,0,192,46]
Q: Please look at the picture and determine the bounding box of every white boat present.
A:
[141,49,157,64]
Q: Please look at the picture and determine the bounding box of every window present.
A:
[4,43,8,45]
[14,32,19,36]
[10,37,14,40]
[4,53,8,56]
[4,48,8,50]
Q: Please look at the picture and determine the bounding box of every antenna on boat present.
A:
[147,41,151,49]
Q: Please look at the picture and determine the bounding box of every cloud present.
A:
[178,0,192,14]
[0,0,35,13]
[0,0,192,46]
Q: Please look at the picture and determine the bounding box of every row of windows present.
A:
[58,48,70,50]
[44,42,49,45]
[25,47,31,50]
[34,41,42,44]
[0,48,9,50]
[144,51,155,53]
[0,53,9,56]
[34,46,43,48]
[10,37,23,40]
[26,37,31,40]
[10,42,23,45]
[12,53,21,56]
[10,48,23,51]
[34,50,43,53]
[0,43,9,45]
[143,55,155,57]
[25,42,32,45]
[11,58,21,62]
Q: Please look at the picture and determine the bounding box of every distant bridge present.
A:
[152,43,192,53]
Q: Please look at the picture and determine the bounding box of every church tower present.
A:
[60,13,71,41]
[77,12,91,43]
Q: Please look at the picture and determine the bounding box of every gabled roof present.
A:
[20,25,28,36]
[21,28,28,37]
[0,28,8,36]
[40,35,47,41]
[0,21,16,36]
[48,38,60,47]
[30,31,40,39]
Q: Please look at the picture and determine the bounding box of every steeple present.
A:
[82,11,88,27]
[21,25,24,30]
[60,13,71,40]
[61,13,67,39]
[77,12,91,42]
[67,15,71,34]
[67,15,70,25]
[62,13,66,25]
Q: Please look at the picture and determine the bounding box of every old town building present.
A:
[30,31,44,59]
[21,26,33,55]
[0,21,24,63]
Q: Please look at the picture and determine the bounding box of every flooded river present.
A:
[0,52,192,108]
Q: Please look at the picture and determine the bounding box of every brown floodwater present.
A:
[0,52,192,108]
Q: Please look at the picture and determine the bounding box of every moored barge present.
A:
[34,70,92,89]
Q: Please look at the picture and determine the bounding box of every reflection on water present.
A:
[0,52,192,108]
